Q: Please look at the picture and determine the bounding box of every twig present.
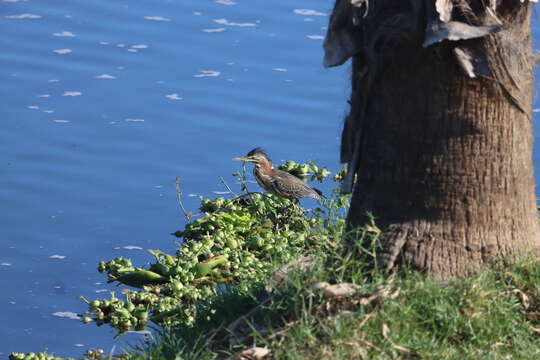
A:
[219,176,239,197]
[175,176,192,224]
[237,163,267,218]
[240,162,252,196]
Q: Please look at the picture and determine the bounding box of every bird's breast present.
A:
[253,169,273,191]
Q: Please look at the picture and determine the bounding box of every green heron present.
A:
[233,148,323,199]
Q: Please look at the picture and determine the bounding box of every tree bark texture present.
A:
[324,0,540,279]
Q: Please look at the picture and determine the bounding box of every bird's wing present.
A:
[272,170,321,199]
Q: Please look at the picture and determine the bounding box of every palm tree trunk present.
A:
[325,0,540,279]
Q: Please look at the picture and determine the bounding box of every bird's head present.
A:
[233,147,272,169]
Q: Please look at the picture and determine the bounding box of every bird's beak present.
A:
[232,156,252,162]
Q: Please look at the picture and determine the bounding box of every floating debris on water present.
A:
[125,118,144,122]
[306,35,324,40]
[0,263,12,267]
[49,254,66,259]
[27,106,39,110]
[272,68,288,72]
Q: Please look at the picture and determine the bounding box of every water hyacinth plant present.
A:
[77,160,348,335]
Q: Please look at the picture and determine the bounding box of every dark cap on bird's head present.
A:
[246,147,268,158]
[232,147,271,164]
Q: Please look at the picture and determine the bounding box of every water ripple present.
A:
[143,16,171,22]
[5,13,41,19]
[95,74,116,79]
[293,9,327,16]
[213,18,256,27]
[53,48,72,54]
[202,28,226,33]
[165,93,183,100]
[193,70,220,78]
[215,0,236,5]
[53,31,75,37]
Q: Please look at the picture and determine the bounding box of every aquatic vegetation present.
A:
[78,160,348,335]
[9,353,74,360]
[9,349,105,360]
[278,159,331,182]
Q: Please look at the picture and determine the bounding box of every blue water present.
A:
[0,0,348,357]
[2,0,540,357]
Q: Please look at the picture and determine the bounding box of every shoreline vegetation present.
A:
[10,162,540,359]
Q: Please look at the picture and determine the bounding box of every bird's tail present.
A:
[314,187,326,199]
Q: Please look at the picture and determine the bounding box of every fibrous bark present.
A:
[324,0,540,279]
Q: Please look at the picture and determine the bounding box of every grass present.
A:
[127,228,540,360]
[11,164,540,360]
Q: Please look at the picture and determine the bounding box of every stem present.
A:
[175,176,192,224]
[219,176,238,198]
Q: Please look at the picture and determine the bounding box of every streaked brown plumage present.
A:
[233,148,323,199]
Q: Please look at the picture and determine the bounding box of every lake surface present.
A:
[1,0,539,357]
[0,0,348,357]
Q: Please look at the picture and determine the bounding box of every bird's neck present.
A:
[255,158,273,174]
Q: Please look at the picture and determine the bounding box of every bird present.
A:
[232,148,323,199]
